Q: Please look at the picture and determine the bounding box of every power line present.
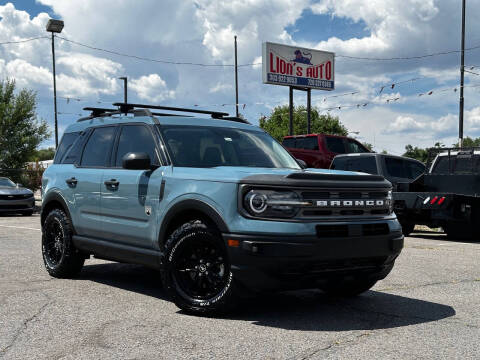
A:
[336,44,480,61]
[56,35,261,68]
[0,36,49,45]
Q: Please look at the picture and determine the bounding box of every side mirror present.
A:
[296,159,307,169]
[122,152,151,170]
[17,183,23,187]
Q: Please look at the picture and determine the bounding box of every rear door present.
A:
[100,123,163,248]
[71,126,116,237]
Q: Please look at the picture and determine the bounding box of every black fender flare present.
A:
[158,199,229,248]
[41,191,73,227]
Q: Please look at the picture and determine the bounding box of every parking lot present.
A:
[0,214,479,359]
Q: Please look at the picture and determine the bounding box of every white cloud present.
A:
[209,82,233,93]
[130,74,175,102]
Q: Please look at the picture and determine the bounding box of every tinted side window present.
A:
[348,157,378,174]
[115,125,158,167]
[80,127,116,167]
[432,156,449,174]
[325,137,345,153]
[282,138,295,148]
[295,137,307,149]
[331,157,347,169]
[406,161,425,179]
[54,132,80,164]
[304,137,319,150]
[385,157,406,178]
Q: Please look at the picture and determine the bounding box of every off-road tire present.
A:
[42,208,84,278]
[320,278,377,297]
[161,220,240,315]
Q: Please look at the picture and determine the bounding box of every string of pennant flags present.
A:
[56,82,480,117]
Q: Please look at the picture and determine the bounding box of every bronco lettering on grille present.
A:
[316,200,385,207]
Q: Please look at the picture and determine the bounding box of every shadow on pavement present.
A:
[78,262,456,331]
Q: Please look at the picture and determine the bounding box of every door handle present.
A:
[66,177,78,186]
[104,179,120,188]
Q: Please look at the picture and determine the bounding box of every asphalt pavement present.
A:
[1,214,479,359]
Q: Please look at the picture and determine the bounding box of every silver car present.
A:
[0,177,35,216]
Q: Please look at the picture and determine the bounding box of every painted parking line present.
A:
[0,224,41,231]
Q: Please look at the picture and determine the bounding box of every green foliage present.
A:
[402,145,428,162]
[454,137,480,147]
[362,142,373,151]
[0,79,51,169]
[259,105,348,141]
[30,147,55,162]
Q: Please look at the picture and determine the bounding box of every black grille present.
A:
[0,204,30,209]
[316,223,390,238]
[0,194,33,200]
[363,223,389,236]
[281,257,388,276]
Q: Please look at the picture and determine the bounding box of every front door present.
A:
[100,124,163,248]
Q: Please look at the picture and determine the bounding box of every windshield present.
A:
[0,178,16,187]
[159,125,301,169]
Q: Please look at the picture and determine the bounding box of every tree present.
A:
[0,79,50,169]
[362,142,373,151]
[402,145,428,162]
[259,105,348,141]
[402,142,443,163]
[29,147,55,162]
[454,137,480,147]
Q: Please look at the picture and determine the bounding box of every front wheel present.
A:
[42,208,85,278]
[320,278,377,297]
[400,222,415,237]
[161,220,239,315]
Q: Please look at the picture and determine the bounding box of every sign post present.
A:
[262,42,335,135]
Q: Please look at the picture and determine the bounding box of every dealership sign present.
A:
[262,42,335,91]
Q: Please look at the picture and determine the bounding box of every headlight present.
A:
[243,189,311,218]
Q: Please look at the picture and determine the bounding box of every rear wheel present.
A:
[161,220,240,315]
[42,208,84,278]
[320,278,377,297]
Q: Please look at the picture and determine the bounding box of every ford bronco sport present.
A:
[41,103,403,315]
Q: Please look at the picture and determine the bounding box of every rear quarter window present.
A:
[54,132,80,164]
[331,156,378,174]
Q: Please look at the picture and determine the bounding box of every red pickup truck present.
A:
[282,134,370,169]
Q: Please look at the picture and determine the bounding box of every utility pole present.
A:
[307,88,311,134]
[234,36,239,117]
[289,87,294,135]
[46,19,64,149]
[459,0,466,148]
[118,77,128,103]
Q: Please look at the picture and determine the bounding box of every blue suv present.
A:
[41,103,403,315]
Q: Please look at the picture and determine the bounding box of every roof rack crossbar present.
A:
[113,102,229,118]
[83,107,119,117]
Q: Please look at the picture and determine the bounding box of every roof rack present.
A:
[112,102,249,123]
[79,103,250,124]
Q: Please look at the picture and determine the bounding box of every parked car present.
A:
[330,153,426,190]
[41,103,403,315]
[282,134,370,169]
[0,177,35,216]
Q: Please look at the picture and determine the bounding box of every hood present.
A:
[0,186,34,195]
[170,166,390,189]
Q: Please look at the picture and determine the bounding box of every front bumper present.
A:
[0,198,35,213]
[223,229,403,291]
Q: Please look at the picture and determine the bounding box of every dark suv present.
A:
[41,103,403,315]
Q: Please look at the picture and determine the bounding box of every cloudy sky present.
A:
[1,0,480,155]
